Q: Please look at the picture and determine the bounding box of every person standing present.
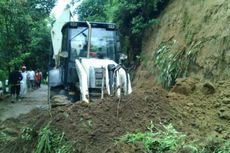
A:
[20,66,28,98]
[27,67,35,91]
[35,69,42,88]
[8,66,23,102]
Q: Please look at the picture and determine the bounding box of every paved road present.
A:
[0,85,49,121]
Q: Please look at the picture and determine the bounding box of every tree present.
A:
[76,0,107,22]
[76,0,169,60]
[0,0,56,79]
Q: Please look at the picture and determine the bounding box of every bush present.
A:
[118,122,186,153]
[118,122,230,153]
[152,42,199,89]
[0,69,8,81]
[34,123,71,153]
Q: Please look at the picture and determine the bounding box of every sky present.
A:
[51,0,82,19]
[51,0,69,18]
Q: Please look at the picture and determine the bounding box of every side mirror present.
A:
[59,51,68,58]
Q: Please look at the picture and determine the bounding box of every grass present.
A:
[152,41,200,89]
[0,131,15,142]
[118,122,186,153]
[117,122,230,153]
[0,123,71,153]
[20,127,33,141]
[34,122,71,153]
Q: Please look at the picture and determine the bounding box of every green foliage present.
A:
[0,0,55,74]
[200,139,230,153]
[118,122,230,153]
[118,122,186,153]
[0,70,8,81]
[76,0,107,22]
[114,0,162,34]
[20,127,33,141]
[76,0,168,60]
[9,53,31,67]
[34,123,71,153]
[182,11,191,30]
[113,0,167,58]
[152,42,199,89]
[0,131,15,142]
[185,31,195,45]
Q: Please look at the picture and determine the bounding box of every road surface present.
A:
[0,85,49,121]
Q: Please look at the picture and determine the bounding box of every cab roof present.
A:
[61,21,117,32]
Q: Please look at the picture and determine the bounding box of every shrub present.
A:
[34,123,71,153]
[152,42,199,89]
[118,122,186,153]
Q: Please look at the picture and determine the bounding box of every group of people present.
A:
[8,65,42,103]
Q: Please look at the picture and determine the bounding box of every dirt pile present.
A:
[49,87,182,153]
[0,78,229,152]
[0,86,182,153]
[0,109,51,153]
[169,78,230,140]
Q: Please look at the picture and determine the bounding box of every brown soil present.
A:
[140,0,230,84]
[0,78,229,153]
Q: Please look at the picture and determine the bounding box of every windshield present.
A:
[69,27,117,61]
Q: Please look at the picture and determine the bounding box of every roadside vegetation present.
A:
[34,123,71,153]
[0,122,71,153]
[117,122,230,153]
[0,0,56,81]
[76,0,169,60]
[151,41,200,89]
[1,120,229,153]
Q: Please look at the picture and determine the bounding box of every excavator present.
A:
[48,9,132,103]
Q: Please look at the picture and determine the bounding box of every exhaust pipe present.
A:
[86,21,92,58]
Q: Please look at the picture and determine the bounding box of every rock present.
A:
[51,95,71,107]
[218,81,225,85]
[187,102,194,107]
[171,78,197,95]
[218,107,230,120]
[222,98,230,104]
[219,112,230,120]
[202,82,215,94]
[221,91,230,98]
[214,125,224,133]
[219,107,226,112]
[213,103,221,108]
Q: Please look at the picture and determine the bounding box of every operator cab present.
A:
[58,22,121,98]
[61,22,120,62]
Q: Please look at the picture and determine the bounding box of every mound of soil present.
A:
[169,78,230,140]
[1,78,229,153]
[50,87,182,153]
[0,86,182,153]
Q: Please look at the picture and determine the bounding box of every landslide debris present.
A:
[0,78,229,153]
